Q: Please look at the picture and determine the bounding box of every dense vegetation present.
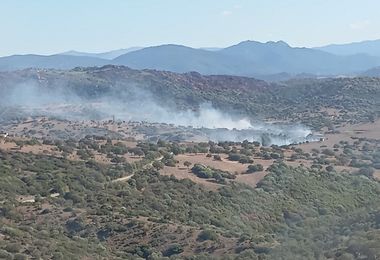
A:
[191,163,236,183]
[1,147,380,259]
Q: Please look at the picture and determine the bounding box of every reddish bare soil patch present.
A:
[0,139,60,156]
[372,171,380,181]
[234,158,276,187]
[234,171,268,187]
[176,154,248,174]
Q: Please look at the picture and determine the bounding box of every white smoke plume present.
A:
[0,82,317,145]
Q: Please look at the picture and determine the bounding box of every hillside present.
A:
[1,66,380,129]
[362,66,380,77]
[1,138,379,259]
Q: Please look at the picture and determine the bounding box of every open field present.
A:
[2,118,380,189]
[297,120,380,152]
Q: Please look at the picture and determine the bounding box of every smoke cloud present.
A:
[0,82,318,145]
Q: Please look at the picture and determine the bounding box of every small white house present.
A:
[0,132,9,138]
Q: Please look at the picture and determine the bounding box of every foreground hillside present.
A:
[0,113,380,259]
[1,143,380,259]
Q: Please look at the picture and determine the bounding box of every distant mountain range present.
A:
[60,47,143,60]
[0,54,107,71]
[1,40,380,79]
[316,39,380,57]
[112,41,380,76]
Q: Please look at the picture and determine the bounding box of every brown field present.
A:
[1,118,379,191]
[161,118,380,188]
[234,171,268,187]
[297,120,380,153]
[1,117,145,141]
[161,153,278,189]
[176,153,248,174]
[0,138,60,156]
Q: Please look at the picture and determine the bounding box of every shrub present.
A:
[239,157,254,164]
[152,161,164,170]
[163,244,183,257]
[322,149,335,156]
[191,164,235,181]
[14,254,28,260]
[0,249,12,260]
[213,155,222,161]
[357,167,375,177]
[183,161,192,168]
[191,164,213,179]
[228,153,241,161]
[197,229,218,241]
[5,242,22,253]
[163,158,177,167]
[270,153,281,159]
[246,164,264,173]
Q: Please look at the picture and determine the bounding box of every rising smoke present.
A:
[0,82,318,145]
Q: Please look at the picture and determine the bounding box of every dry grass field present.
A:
[1,118,379,190]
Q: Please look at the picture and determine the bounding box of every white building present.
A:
[0,131,9,138]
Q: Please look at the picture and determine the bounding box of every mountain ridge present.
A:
[1,40,380,77]
[60,47,143,60]
[316,39,380,57]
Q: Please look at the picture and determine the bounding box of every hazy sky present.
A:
[1,0,379,56]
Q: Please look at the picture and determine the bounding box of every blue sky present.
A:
[1,0,379,56]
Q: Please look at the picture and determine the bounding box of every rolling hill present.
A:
[0,54,108,71]
[362,66,380,77]
[1,65,379,129]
